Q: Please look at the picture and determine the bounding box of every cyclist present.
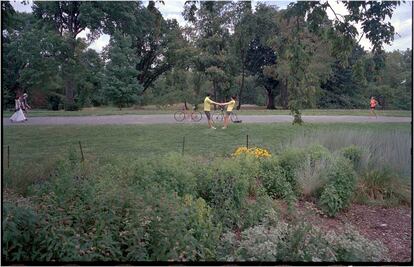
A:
[204,93,221,129]
[221,95,237,129]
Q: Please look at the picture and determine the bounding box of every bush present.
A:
[195,157,272,230]
[3,157,226,262]
[318,157,357,217]
[259,158,296,210]
[146,193,221,261]
[2,203,39,262]
[277,148,307,194]
[354,167,411,206]
[296,156,332,197]
[319,184,343,217]
[218,220,389,262]
[341,145,363,170]
[278,145,329,195]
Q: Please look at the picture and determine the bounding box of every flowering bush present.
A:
[232,147,271,158]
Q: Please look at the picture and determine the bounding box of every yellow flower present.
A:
[232,146,271,158]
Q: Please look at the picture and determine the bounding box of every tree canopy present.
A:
[2,1,411,110]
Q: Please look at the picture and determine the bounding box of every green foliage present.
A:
[318,157,357,217]
[195,157,271,230]
[147,193,221,261]
[355,167,411,206]
[290,104,304,125]
[138,153,198,197]
[259,158,296,209]
[3,158,223,262]
[104,31,140,109]
[218,219,388,262]
[2,203,39,262]
[277,148,307,193]
[341,145,363,169]
[319,184,343,217]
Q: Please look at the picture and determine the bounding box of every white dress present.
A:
[10,99,27,122]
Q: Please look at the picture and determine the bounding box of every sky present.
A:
[9,0,413,53]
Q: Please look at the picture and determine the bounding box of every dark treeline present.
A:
[2,1,412,110]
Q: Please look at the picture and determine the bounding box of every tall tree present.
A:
[183,1,233,103]
[32,1,107,109]
[229,1,254,109]
[104,31,140,109]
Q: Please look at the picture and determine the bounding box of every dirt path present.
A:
[3,115,411,126]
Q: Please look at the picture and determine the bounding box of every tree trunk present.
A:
[237,64,245,110]
[64,37,77,109]
[64,78,75,106]
[266,88,276,109]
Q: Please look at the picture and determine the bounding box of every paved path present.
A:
[3,115,411,126]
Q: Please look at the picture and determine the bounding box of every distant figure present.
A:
[10,96,27,122]
[20,93,31,114]
[370,96,378,118]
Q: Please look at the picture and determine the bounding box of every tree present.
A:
[287,1,401,59]
[104,31,140,109]
[228,1,254,109]
[183,1,234,104]
[32,1,115,109]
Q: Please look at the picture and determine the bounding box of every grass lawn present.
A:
[2,106,412,117]
[3,122,411,194]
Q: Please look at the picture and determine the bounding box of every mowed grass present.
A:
[3,122,411,194]
[2,106,411,117]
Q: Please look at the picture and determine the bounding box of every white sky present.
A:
[9,0,413,53]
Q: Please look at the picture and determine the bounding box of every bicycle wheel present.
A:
[174,111,186,122]
[230,112,239,122]
[191,111,203,122]
[212,111,223,122]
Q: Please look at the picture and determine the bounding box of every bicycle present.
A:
[174,107,203,122]
[212,107,240,123]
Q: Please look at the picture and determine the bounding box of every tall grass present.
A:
[285,129,411,179]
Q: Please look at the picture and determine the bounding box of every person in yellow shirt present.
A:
[204,93,221,129]
[221,95,236,129]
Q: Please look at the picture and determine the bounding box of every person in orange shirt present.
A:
[370,96,378,118]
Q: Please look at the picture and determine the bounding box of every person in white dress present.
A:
[10,95,27,122]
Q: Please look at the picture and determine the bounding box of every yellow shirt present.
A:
[204,97,214,111]
[227,100,236,112]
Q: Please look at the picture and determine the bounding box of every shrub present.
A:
[318,157,357,217]
[119,153,198,197]
[146,193,221,261]
[354,167,411,206]
[319,184,343,217]
[277,148,307,194]
[277,145,329,195]
[305,144,331,163]
[296,156,332,197]
[341,145,363,170]
[324,225,389,262]
[4,158,224,262]
[218,220,389,262]
[195,157,273,230]
[2,203,39,262]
